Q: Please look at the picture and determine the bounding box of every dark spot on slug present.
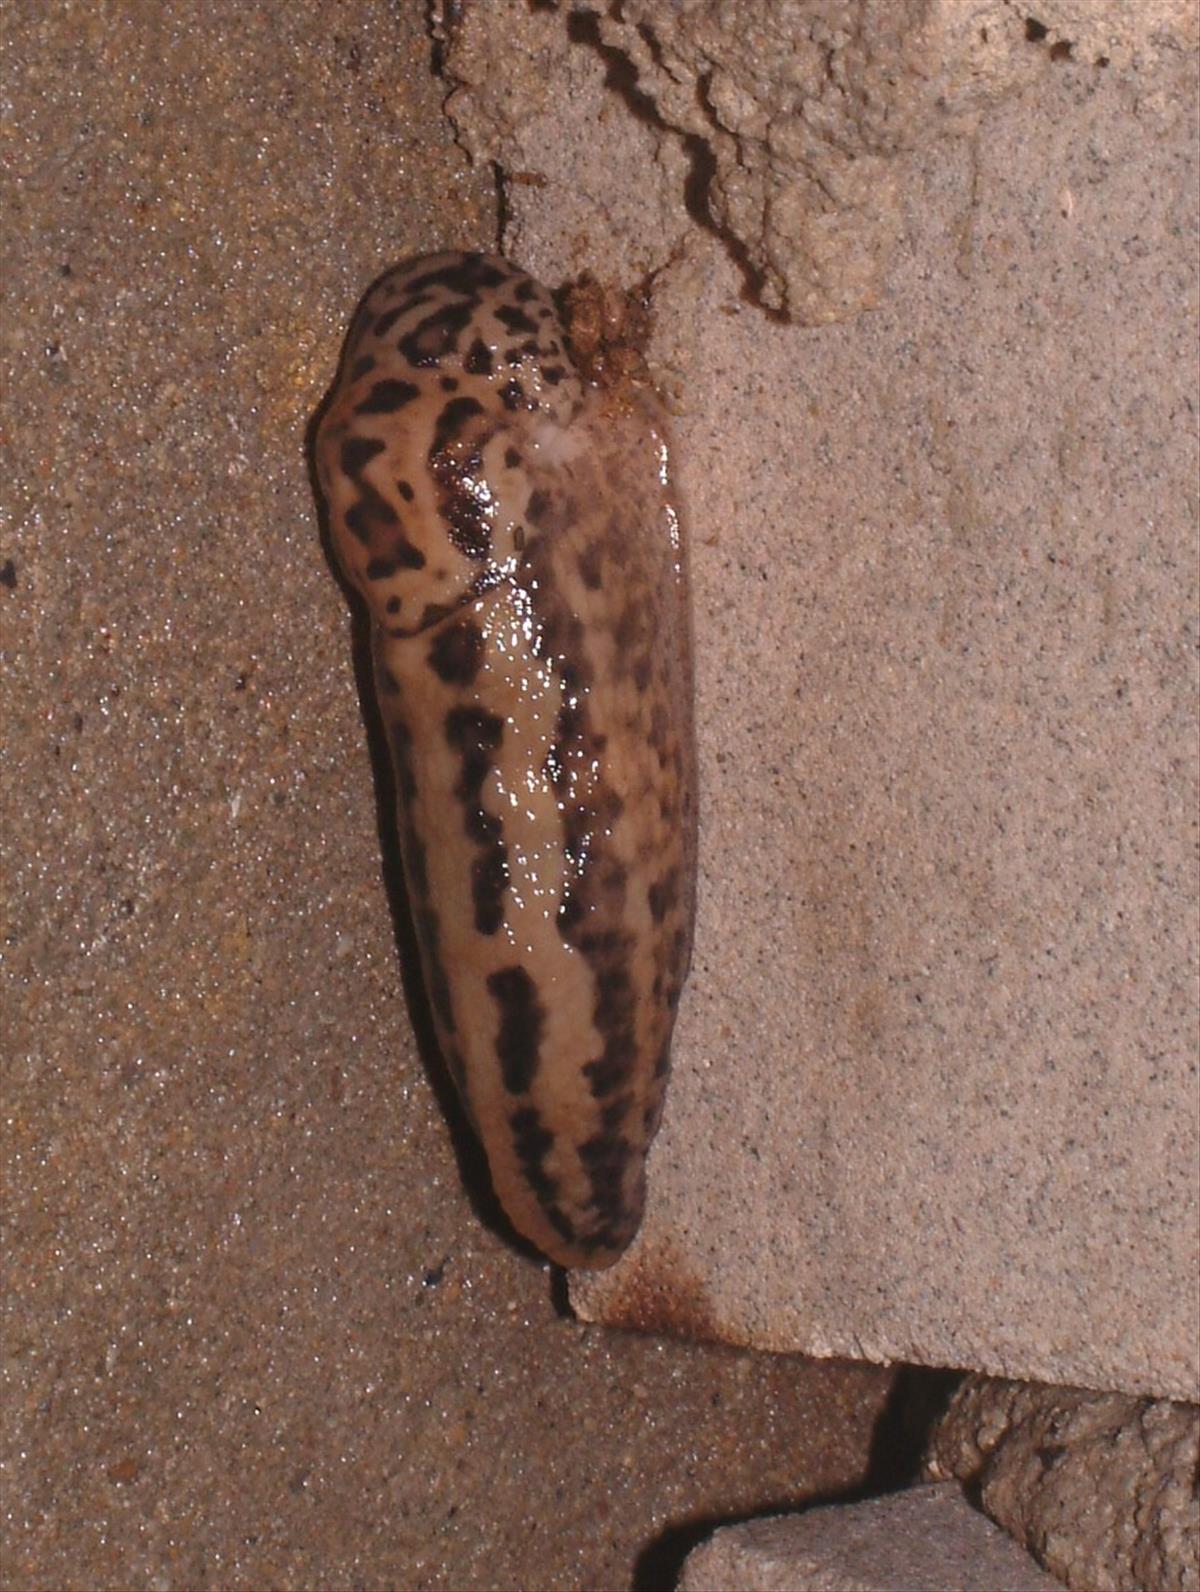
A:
[428,618,485,685]
[526,489,552,527]
[355,378,419,414]
[431,441,492,561]
[578,541,604,590]
[445,705,503,761]
[583,1034,636,1098]
[464,338,493,375]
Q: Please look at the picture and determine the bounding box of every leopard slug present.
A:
[316,251,696,1268]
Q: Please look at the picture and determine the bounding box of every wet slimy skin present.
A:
[316,251,695,1268]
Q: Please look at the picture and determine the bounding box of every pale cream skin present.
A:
[317,252,695,1268]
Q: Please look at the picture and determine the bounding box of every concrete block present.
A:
[442,1,1200,1400]
[677,1483,1062,1591]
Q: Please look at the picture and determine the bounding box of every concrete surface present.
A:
[439,0,1196,1400]
[445,0,1200,321]
[442,2,1200,1401]
[0,4,898,1589]
[925,1375,1200,1591]
[677,1482,1062,1591]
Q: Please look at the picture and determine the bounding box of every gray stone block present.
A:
[677,1483,1062,1591]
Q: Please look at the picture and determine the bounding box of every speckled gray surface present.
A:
[677,1484,1062,1592]
[0,4,896,1588]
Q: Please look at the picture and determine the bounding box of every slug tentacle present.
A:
[317,251,695,1269]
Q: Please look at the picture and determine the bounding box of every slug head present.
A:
[317,251,584,636]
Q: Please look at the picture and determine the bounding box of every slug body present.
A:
[316,251,695,1268]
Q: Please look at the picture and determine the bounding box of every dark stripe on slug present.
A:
[401,254,510,298]
[429,396,486,458]
[647,869,679,923]
[579,1128,633,1223]
[427,618,485,685]
[509,1105,562,1212]
[366,537,426,578]
[583,1035,636,1099]
[495,303,539,335]
[374,305,407,337]
[355,378,419,414]
[344,490,399,544]
[487,966,545,1094]
[382,737,457,1040]
[444,705,503,758]
[445,707,509,933]
[471,849,508,935]
[399,301,475,367]
[387,717,417,802]
[340,436,385,475]
[340,436,403,547]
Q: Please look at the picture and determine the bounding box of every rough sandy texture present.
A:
[677,1483,1062,1591]
[0,4,897,1589]
[925,1376,1200,1591]
[444,0,1198,322]
[440,3,1200,1401]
